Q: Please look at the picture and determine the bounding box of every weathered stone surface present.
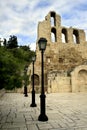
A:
[0,93,87,130]
[28,11,87,93]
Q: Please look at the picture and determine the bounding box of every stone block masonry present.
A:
[28,11,87,93]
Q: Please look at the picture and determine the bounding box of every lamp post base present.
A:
[24,94,28,97]
[30,103,37,107]
[38,94,48,121]
[30,90,37,107]
[24,86,28,97]
[38,114,48,121]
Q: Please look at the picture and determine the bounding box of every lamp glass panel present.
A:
[41,42,46,49]
[32,56,36,61]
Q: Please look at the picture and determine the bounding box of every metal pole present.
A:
[38,50,48,121]
[33,61,34,91]
[30,61,37,107]
[24,85,28,97]
[42,50,44,95]
[24,69,28,97]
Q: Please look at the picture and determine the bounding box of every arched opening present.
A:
[78,70,87,92]
[51,28,56,42]
[71,65,87,92]
[62,28,68,43]
[50,12,56,26]
[51,17,55,26]
[31,74,39,86]
[73,34,77,43]
[73,30,79,44]
[51,32,55,42]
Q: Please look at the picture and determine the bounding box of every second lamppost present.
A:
[24,65,28,97]
[30,55,37,107]
[38,37,48,121]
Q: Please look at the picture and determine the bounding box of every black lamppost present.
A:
[24,65,28,97]
[38,37,48,121]
[30,55,37,107]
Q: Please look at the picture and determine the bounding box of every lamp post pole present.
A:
[30,55,37,107]
[38,37,48,121]
[24,66,28,97]
[24,84,28,97]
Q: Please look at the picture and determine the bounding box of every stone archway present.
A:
[71,65,87,92]
[31,74,40,93]
[31,74,39,85]
[78,70,87,92]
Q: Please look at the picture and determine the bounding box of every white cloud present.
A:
[30,43,36,51]
[0,0,87,50]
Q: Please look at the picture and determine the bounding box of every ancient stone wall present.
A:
[29,11,87,93]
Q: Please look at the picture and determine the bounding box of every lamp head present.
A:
[38,37,47,51]
[32,55,36,62]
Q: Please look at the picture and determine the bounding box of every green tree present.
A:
[3,38,7,46]
[20,45,30,51]
[7,35,18,49]
[0,47,22,90]
[0,37,35,90]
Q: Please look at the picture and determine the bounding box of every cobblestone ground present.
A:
[0,93,87,130]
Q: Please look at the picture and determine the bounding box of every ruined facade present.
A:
[29,11,87,93]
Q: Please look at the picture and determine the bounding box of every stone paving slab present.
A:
[0,93,87,130]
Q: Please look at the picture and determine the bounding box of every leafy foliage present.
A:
[0,36,35,90]
[7,35,18,49]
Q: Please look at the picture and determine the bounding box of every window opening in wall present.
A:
[73,34,77,43]
[51,17,55,26]
[50,12,56,26]
[59,58,63,63]
[51,32,55,42]
[62,34,66,43]
[46,57,51,64]
[48,58,50,63]
[51,28,56,42]
[73,30,79,44]
[62,29,68,43]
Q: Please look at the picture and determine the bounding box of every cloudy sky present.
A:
[0,0,87,50]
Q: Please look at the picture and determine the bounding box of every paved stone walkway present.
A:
[0,93,87,130]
